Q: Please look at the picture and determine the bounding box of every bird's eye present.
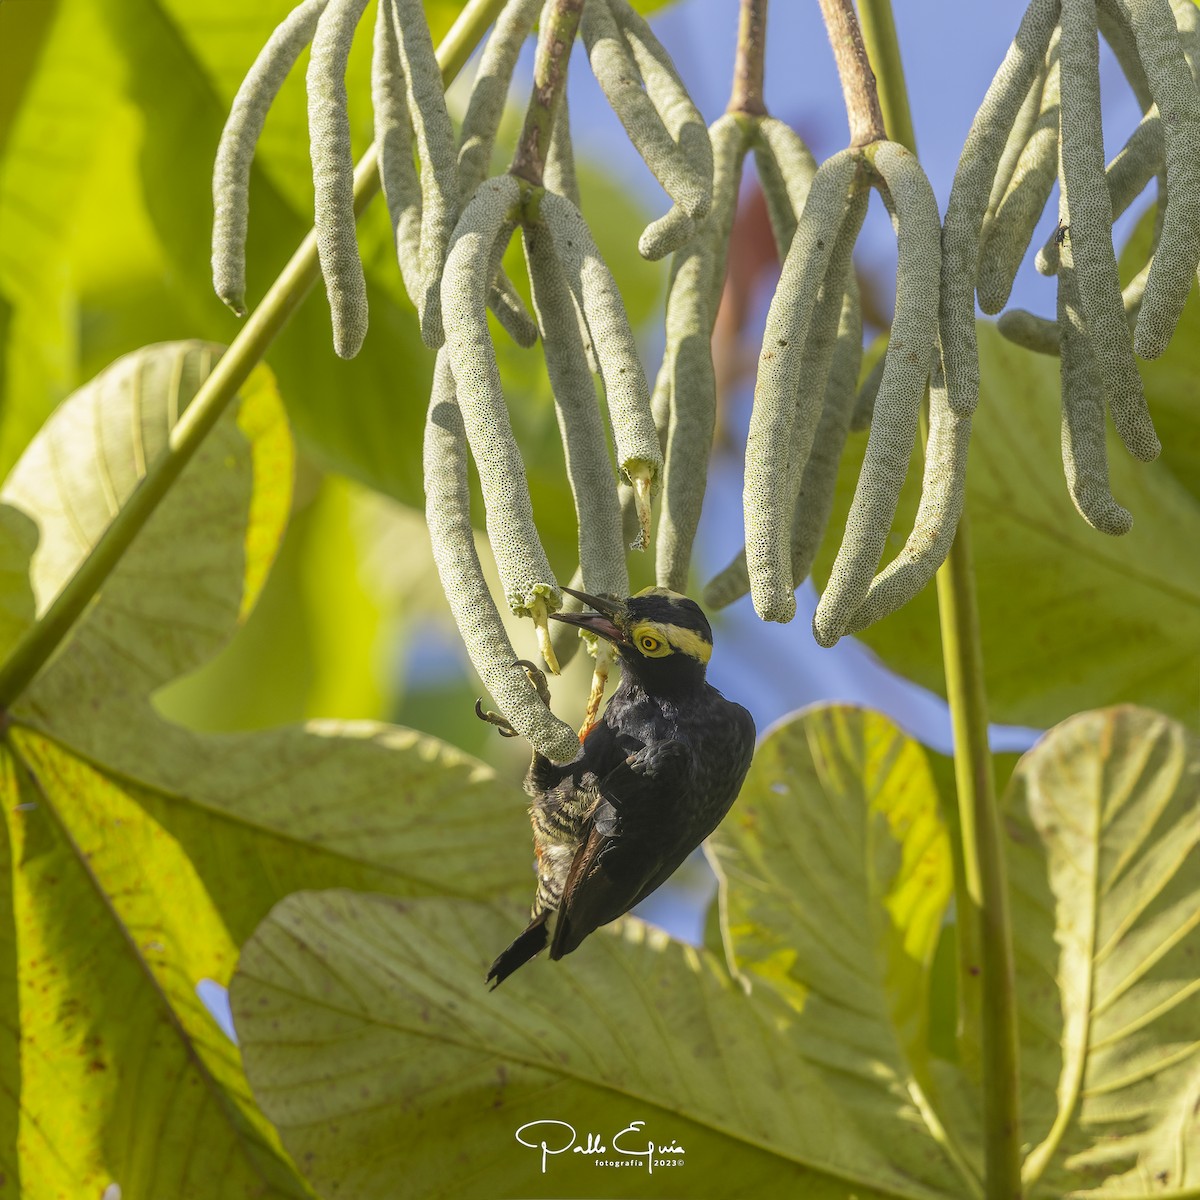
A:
[639,635,660,652]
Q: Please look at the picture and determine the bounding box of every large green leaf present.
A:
[0,342,531,1196]
[232,701,1200,1199]
[1009,707,1200,1196]
[707,707,981,1188]
[813,321,1200,731]
[2,341,289,687]
[231,706,980,1200]
[233,893,956,1200]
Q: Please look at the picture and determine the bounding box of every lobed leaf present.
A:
[232,705,980,1200]
[0,340,532,1195]
[1011,707,1200,1195]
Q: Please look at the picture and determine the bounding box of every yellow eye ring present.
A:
[639,635,660,652]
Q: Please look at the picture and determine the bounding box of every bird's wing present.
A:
[549,739,694,960]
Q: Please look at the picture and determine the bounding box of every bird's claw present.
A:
[474,698,519,737]
[474,661,552,739]
[513,659,552,707]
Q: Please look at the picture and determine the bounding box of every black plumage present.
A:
[485,587,756,987]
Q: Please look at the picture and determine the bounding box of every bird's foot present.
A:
[474,699,519,737]
[474,660,553,738]
[515,658,552,706]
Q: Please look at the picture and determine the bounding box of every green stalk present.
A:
[0,0,507,710]
[857,2,1022,1198]
[855,0,912,150]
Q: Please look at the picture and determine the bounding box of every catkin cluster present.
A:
[951,0,1200,533]
[212,0,539,358]
[214,0,1200,727]
[429,0,714,759]
[212,0,717,757]
[697,137,953,650]
[579,0,714,259]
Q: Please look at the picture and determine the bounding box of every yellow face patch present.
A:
[629,620,712,664]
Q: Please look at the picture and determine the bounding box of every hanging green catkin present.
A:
[1098,0,1154,105]
[609,0,715,260]
[213,0,331,316]
[441,176,561,625]
[458,0,543,201]
[455,0,541,347]
[527,187,627,716]
[389,0,460,349]
[768,190,869,601]
[1056,238,1134,535]
[539,191,662,548]
[373,0,426,329]
[700,551,750,611]
[998,259,1148,354]
[790,279,863,590]
[977,35,1062,314]
[424,353,580,763]
[701,274,863,612]
[1171,0,1200,82]
[1059,0,1160,463]
[549,568,587,668]
[698,117,786,608]
[742,149,862,624]
[997,307,1062,354]
[307,0,371,359]
[1036,111,1163,275]
[544,94,600,372]
[986,57,1048,224]
[654,115,750,592]
[754,135,801,256]
[545,92,582,207]
[580,0,712,260]
[941,0,1060,416]
[841,356,971,635]
[813,143,942,648]
[524,223,628,602]
[486,274,541,348]
[1109,0,1200,359]
[754,117,820,266]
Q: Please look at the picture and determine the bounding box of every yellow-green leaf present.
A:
[230,706,979,1200]
[0,340,530,1196]
[1009,707,1200,1196]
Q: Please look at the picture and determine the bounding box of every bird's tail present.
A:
[486,909,551,989]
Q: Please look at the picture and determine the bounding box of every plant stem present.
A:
[510,0,584,187]
[815,0,887,145]
[728,0,768,116]
[935,518,1022,1200]
[0,0,507,710]
[855,0,912,150]
[858,3,1022,1197]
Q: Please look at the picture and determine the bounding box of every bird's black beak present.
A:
[549,587,629,644]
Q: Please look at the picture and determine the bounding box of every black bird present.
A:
[484,586,756,988]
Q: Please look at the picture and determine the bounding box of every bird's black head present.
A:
[550,586,713,694]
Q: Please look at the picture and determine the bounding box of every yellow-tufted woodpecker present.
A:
[484,587,756,988]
